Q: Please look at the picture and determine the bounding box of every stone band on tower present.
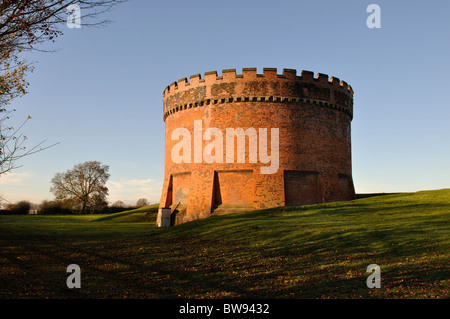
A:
[158,67,355,226]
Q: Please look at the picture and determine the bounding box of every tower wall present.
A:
[159,68,355,225]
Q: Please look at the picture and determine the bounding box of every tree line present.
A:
[1,160,152,215]
[1,198,150,215]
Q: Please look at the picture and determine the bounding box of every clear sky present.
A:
[1,0,450,206]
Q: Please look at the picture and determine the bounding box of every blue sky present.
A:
[2,0,450,205]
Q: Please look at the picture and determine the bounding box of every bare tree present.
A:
[0,110,58,175]
[1,0,127,106]
[7,200,31,215]
[50,161,110,213]
[0,193,11,209]
[136,198,149,207]
[0,0,127,177]
[0,1,127,53]
[112,200,126,208]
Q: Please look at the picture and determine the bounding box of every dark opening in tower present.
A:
[284,170,320,205]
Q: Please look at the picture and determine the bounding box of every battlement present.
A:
[162,67,354,122]
[163,67,353,97]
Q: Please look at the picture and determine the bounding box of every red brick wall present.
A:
[159,68,355,225]
[214,170,254,205]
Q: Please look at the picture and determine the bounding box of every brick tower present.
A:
[157,68,355,226]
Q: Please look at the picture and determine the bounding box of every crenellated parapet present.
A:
[162,68,354,121]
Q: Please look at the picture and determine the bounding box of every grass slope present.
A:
[91,204,159,223]
[0,189,448,298]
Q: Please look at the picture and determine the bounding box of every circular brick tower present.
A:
[158,68,355,226]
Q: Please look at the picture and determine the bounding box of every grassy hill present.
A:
[0,189,448,298]
[91,204,159,223]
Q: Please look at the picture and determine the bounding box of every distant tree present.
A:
[112,200,126,208]
[7,200,31,215]
[0,193,9,209]
[39,199,72,215]
[90,193,108,213]
[136,198,149,207]
[50,161,110,214]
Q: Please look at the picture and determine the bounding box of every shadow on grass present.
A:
[355,193,403,199]
[92,204,159,222]
[1,189,449,298]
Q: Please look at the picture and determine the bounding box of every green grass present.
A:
[91,204,159,223]
[0,189,448,299]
